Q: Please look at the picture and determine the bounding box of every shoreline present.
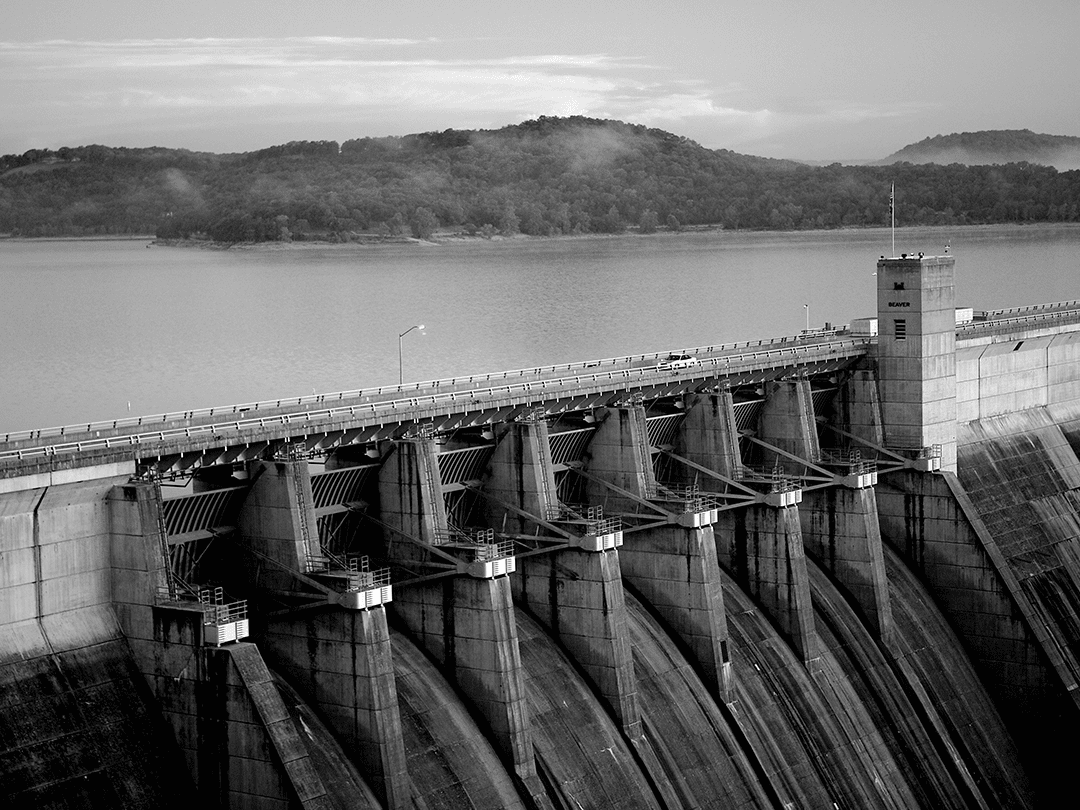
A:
[3,221,1078,251]
[152,221,1080,252]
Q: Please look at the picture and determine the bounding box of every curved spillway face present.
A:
[513,608,665,810]
[717,569,921,810]
[878,545,1032,808]
[367,539,1030,810]
[271,672,383,810]
[388,627,529,810]
[623,590,774,810]
[806,559,981,810]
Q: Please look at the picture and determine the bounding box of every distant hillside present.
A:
[2,117,1079,241]
[882,130,1080,170]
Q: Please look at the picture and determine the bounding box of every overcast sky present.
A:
[3,0,1077,162]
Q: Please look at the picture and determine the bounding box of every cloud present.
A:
[0,36,921,157]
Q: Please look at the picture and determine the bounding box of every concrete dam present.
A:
[3,253,1080,808]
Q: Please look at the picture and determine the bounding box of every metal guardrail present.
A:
[1,330,855,445]
[980,300,1080,317]
[741,465,802,493]
[958,305,1080,335]
[0,337,870,466]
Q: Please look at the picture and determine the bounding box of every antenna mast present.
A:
[890,183,895,257]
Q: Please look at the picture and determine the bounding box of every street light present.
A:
[398,324,425,385]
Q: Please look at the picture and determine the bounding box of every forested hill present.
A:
[881,130,1080,171]
[1,117,1079,242]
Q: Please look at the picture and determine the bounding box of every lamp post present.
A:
[398,324,425,385]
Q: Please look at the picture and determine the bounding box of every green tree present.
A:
[410,206,438,239]
[498,204,519,235]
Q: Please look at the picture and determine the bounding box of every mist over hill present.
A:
[881,130,1080,171]
[2,117,1079,242]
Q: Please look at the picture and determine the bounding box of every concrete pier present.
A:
[377,438,447,547]
[758,379,821,473]
[261,608,409,810]
[377,437,536,780]
[617,522,733,699]
[675,391,743,480]
[800,486,892,640]
[483,420,559,532]
[238,457,321,591]
[583,406,657,511]
[718,504,819,663]
[514,548,641,737]
[839,369,885,447]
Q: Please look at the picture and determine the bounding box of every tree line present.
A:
[2,117,1079,242]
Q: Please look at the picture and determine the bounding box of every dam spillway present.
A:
[3,253,1080,808]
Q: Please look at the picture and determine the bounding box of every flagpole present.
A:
[890,182,895,257]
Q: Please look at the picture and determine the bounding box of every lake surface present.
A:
[2,224,1078,433]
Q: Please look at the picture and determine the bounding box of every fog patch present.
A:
[163,168,206,206]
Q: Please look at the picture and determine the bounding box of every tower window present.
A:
[894,319,907,340]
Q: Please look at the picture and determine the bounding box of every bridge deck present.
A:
[1,333,869,474]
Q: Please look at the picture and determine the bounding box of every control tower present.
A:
[875,253,958,472]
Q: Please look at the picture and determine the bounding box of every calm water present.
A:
[2,224,1078,433]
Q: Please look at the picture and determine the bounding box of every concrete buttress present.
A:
[378,438,536,781]
[717,504,819,663]
[238,458,321,592]
[583,406,657,511]
[840,368,886,447]
[262,608,410,810]
[800,485,893,640]
[484,420,558,533]
[514,548,642,737]
[377,438,447,547]
[758,379,821,474]
[617,522,734,700]
[675,391,743,481]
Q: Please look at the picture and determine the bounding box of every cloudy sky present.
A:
[3,0,1076,162]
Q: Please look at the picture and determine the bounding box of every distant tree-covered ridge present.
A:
[1,117,1078,242]
[881,129,1080,171]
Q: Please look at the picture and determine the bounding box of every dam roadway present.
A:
[0,330,871,478]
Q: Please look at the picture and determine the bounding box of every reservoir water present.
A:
[2,223,1077,433]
